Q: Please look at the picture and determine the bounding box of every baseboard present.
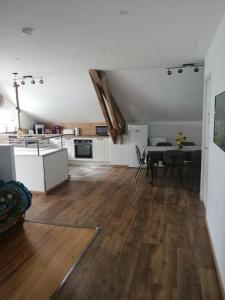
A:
[205,219,225,299]
[111,165,128,168]
[32,178,70,195]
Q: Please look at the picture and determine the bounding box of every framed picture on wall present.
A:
[214,91,225,152]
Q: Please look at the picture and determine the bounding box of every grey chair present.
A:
[190,150,201,187]
[156,142,172,146]
[149,142,172,184]
[162,150,185,185]
[181,142,195,146]
[135,145,147,183]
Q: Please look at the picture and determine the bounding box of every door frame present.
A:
[200,73,212,209]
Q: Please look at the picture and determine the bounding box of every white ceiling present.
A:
[0,0,224,122]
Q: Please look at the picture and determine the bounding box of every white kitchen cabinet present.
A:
[93,138,109,161]
[63,137,74,160]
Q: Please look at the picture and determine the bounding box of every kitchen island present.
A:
[12,135,69,194]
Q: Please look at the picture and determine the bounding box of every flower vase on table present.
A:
[176,132,186,149]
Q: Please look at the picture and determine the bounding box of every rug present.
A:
[69,164,112,180]
[0,222,97,300]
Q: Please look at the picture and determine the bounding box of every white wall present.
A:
[109,135,128,166]
[149,121,202,145]
[204,13,225,292]
[0,97,35,132]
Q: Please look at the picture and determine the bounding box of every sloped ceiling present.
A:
[0,0,225,123]
[106,67,204,122]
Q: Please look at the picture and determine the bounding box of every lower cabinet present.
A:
[63,137,109,162]
[93,138,109,161]
[63,137,75,160]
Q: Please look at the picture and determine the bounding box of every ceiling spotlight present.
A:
[21,80,25,85]
[21,27,34,35]
[178,68,183,73]
[31,79,35,84]
[119,9,128,15]
[194,66,199,72]
[39,78,44,84]
[167,69,172,76]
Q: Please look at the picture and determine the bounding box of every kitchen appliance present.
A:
[63,128,74,135]
[74,139,93,159]
[96,125,108,136]
[35,124,44,134]
[74,128,80,136]
[53,126,62,134]
[128,124,148,167]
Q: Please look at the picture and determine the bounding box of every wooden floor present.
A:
[0,223,96,300]
[23,167,223,300]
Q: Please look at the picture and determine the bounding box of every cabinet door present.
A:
[93,138,109,161]
[63,137,74,160]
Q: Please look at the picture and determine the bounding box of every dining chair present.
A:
[149,142,172,184]
[135,145,147,183]
[156,142,172,146]
[162,150,185,186]
[190,150,201,187]
[181,142,196,146]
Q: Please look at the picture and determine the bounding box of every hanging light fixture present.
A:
[12,73,45,85]
[194,66,199,72]
[12,72,45,131]
[165,63,204,76]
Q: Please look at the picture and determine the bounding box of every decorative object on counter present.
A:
[12,73,45,131]
[53,125,62,134]
[62,128,74,135]
[0,180,32,235]
[44,128,53,134]
[74,127,80,136]
[35,124,45,134]
[176,132,187,149]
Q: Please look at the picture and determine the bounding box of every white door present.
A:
[128,125,148,167]
[201,74,211,209]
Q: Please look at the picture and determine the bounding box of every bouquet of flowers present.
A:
[176,132,186,148]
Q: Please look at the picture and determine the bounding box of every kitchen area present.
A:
[0,123,116,193]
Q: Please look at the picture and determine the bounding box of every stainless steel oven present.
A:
[74,139,93,159]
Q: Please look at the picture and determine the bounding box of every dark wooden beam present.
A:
[89,69,126,144]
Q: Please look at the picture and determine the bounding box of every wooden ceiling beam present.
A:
[89,69,126,144]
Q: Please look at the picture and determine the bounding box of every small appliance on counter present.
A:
[96,125,108,136]
[63,128,75,135]
[74,128,80,136]
[35,124,44,134]
[53,126,62,134]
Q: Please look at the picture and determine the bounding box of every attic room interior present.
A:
[1,0,225,299]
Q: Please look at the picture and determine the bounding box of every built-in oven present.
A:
[74,139,93,159]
